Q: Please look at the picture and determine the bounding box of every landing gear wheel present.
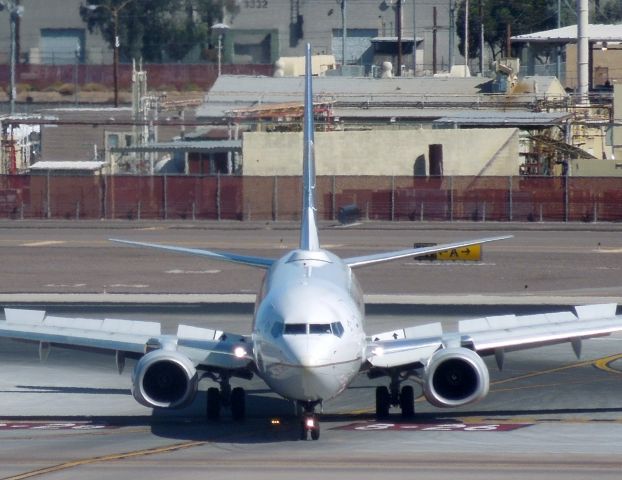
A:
[310,422,320,440]
[375,386,391,419]
[300,413,320,441]
[400,385,415,418]
[206,387,221,421]
[230,387,246,421]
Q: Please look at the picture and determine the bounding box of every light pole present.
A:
[86,0,134,107]
[1,0,24,115]
[212,23,230,77]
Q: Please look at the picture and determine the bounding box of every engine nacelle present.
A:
[423,347,489,408]
[132,349,198,409]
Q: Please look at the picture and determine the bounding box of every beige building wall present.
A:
[566,44,622,89]
[242,129,520,176]
[570,158,622,176]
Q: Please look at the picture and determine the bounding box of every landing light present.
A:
[270,418,281,425]
[234,346,247,358]
[305,417,315,428]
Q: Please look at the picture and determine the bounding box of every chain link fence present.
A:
[1,174,621,222]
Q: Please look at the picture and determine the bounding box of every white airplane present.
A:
[3,45,622,441]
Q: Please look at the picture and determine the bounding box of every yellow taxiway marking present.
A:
[353,354,622,414]
[1,441,206,480]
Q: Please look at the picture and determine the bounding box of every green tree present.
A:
[80,0,226,63]
[457,1,557,62]
[594,0,622,24]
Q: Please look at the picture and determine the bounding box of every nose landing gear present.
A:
[298,401,321,440]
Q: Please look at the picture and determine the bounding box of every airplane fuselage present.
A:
[252,248,366,402]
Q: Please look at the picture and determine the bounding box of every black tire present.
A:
[310,422,320,441]
[375,386,391,419]
[300,421,308,440]
[206,387,221,421]
[230,387,246,421]
[400,385,415,418]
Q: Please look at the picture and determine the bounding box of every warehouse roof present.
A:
[110,140,242,154]
[511,24,622,43]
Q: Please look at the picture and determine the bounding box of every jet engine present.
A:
[132,349,198,409]
[423,347,489,408]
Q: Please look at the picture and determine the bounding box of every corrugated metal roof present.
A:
[198,75,493,119]
[433,111,572,127]
[512,24,622,43]
[110,140,241,154]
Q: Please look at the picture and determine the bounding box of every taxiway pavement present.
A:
[1,221,622,479]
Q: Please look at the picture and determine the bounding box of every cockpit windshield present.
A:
[283,323,307,335]
[281,322,344,337]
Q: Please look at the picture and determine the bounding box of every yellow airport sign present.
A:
[414,243,482,262]
[436,244,482,261]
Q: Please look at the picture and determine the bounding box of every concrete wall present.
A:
[242,128,520,176]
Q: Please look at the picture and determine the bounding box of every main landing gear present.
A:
[375,378,415,419]
[298,402,321,441]
[205,373,246,421]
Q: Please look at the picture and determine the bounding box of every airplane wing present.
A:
[0,308,252,372]
[110,239,274,269]
[366,304,622,370]
[344,235,512,268]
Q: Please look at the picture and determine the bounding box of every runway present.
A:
[1,222,622,478]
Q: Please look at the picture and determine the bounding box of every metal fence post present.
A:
[332,175,336,221]
[46,171,51,219]
[216,173,221,221]
[508,175,513,222]
[391,175,395,221]
[564,172,569,222]
[272,175,278,221]
[449,176,454,222]
[163,175,168,220]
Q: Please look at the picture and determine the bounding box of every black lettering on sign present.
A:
[244,0,268,7]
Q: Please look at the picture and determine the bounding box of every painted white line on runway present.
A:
[108,284,149,288]
[21,241,65,247]
[165,269,221,274]
[44,284,87,288]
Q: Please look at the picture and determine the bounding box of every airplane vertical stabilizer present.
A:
[300,43,320,251]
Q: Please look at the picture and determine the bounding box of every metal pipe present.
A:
[577,0,589,104]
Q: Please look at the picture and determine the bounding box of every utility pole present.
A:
[86,0,135,108]
[478,0,484,75]
[396,0,402,76]
[448,0,455,71]
[464,0,469,77]
[341,0,347,71]
[432,6,437,74]
[412,0,417,74]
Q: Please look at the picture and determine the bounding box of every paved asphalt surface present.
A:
[1,220,622,479]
